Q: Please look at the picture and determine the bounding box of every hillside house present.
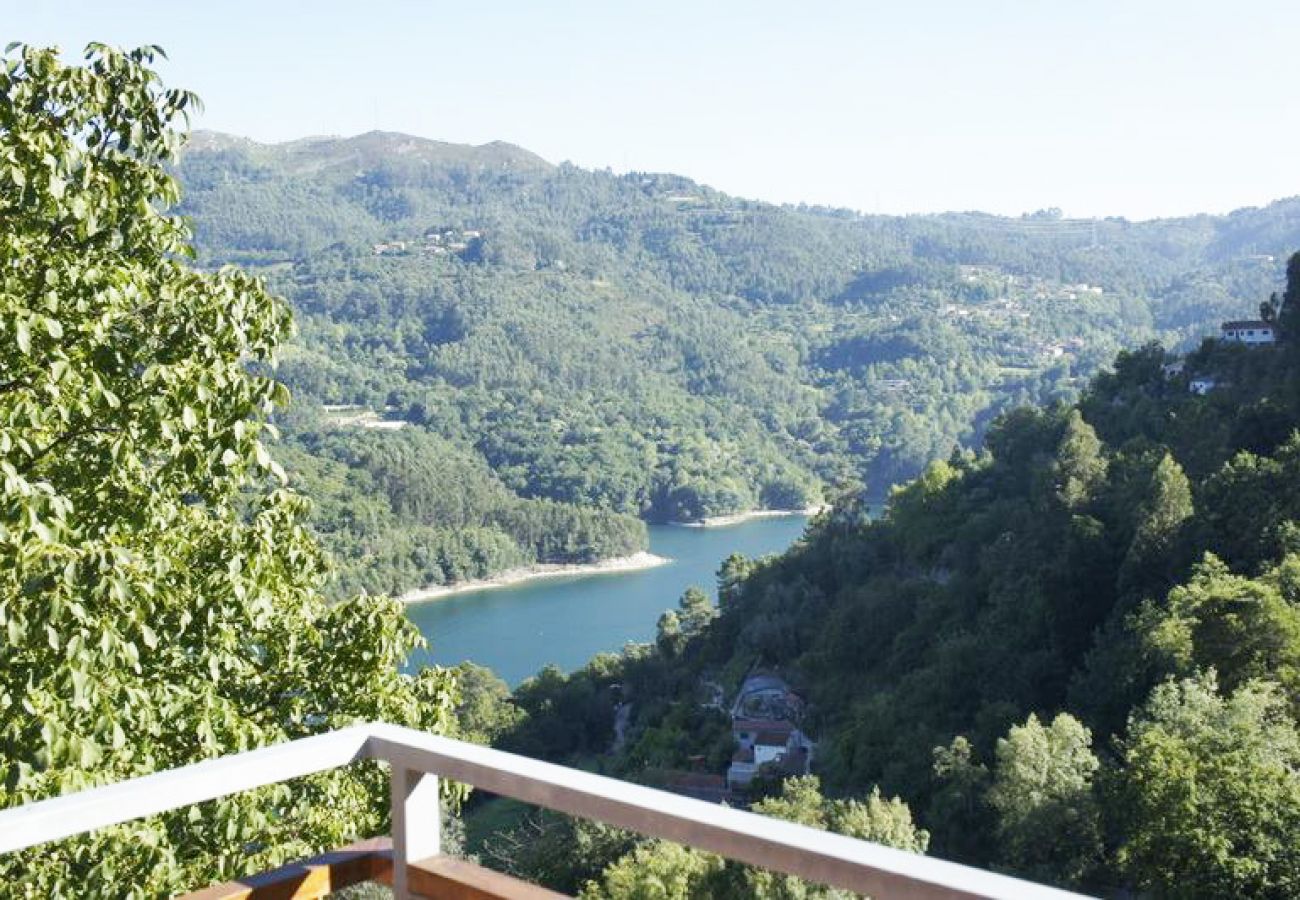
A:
[727,718,815,790]
[321,404,409,430]
[726,673,815,790]
[1221,320,1276,344]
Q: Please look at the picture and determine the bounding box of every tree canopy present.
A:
[1114,672,1300,898]
[578,776,926,900]
[0,44,456,896]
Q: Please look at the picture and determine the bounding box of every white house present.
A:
[727,719,815,790]
[725,674,816,790]
[1221,320,1277,344]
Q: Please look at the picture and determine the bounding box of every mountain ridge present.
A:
[185,128,554,176]
[186,128,1300,226]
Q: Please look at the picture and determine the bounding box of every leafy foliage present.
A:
[1112,672,1300,898]
[987,714,1101,885]
[578,776,926,900]
[580,840,724,900]
[476,805,639,896]
[0,45,456,896]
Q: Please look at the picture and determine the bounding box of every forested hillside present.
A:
[480,257,1300,897]
[278,423,646,597]
[176,131,1300,593]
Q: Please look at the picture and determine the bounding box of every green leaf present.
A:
[71,669,88,704]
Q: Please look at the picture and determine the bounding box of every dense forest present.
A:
[176,131,1300,594]
[458,258,1300,898]
[277,421,645,597]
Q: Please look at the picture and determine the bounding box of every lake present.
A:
[404,516,811,685]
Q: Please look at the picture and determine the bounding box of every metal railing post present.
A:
[389,765,440,900]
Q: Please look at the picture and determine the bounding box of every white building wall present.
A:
[1222,327,1276,344]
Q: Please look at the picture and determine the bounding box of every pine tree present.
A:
[1052,410,1108,510]
[1277,251,1300,341]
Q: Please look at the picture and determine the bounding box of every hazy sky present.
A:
[6,0,1298,219]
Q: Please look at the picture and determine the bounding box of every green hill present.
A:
[176,132,1300,595]
[506,258,1300,896]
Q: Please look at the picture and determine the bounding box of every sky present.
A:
[5,0,1299,220]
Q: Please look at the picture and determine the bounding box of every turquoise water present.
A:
[404,517,810,685]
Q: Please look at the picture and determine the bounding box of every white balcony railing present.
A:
[0,722,1095,899]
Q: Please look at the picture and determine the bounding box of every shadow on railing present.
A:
[0,722,1095,900]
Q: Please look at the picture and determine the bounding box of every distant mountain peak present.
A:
[185,129,553,174]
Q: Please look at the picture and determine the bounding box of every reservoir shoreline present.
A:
[401,508,826,604]
[400,551,671,604]
[404,516,811,685]
[668,505,826,528]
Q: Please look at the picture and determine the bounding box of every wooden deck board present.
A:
[178,838,570,900]
[179,838,391,900]
[407,854,569,900]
